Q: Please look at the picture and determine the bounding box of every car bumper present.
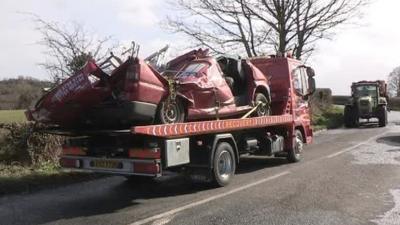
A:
[85,101,158,127]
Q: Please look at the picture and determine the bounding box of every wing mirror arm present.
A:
[306,67,316,98]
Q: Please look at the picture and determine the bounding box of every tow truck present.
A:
[57,55,316,187]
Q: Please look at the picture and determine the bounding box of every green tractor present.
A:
[344,80,389,128]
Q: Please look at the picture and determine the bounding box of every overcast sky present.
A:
[1,0,399,95]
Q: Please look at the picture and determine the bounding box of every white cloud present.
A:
[116,0,159,27]
[310,0,400,95]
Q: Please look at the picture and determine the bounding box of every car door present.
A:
[207,63,235,109]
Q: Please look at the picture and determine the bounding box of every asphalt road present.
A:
[2,113,400,225]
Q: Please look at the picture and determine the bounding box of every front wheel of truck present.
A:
[287,130,303,163]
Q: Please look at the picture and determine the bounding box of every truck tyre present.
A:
[211,142,236,187]
[254,92,271,117]
[287,130,303,163]
[125,175,155,184]
[157,98,185,124]
[378,106,388,127]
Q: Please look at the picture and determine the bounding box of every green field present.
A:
[0,110,26,123]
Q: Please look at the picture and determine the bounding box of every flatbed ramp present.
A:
[132,115,293,138]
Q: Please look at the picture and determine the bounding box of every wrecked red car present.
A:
[26,48,271,128]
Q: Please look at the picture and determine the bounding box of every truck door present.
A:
[292,66,312,134]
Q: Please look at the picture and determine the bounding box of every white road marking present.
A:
[127,171,290,225]
[325,131,390,159]
[151,215,175,225]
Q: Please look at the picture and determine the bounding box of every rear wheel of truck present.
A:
[211,142,236,187]
[158,98,185,124]
[378,105,388,127]
[287,130,303,163]
[125,175,155,184]
[254,92,271,117]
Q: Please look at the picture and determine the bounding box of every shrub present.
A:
[0,123,63,167]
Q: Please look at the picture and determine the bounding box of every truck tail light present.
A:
[128,148,161,159]
[133,162,160,174]
[62,147,86,156]
[60,158,81,168]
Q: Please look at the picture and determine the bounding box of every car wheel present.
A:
[158,98,185,124]
[254,92,271,117]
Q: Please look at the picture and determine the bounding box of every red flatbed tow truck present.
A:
[59,56,316,187]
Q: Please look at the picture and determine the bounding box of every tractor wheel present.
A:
[344,105,359,128]
[344,106,353,128]
[378,105,388,127]
[254,92,271,117]
[157,98,185,124]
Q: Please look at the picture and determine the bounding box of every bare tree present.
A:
[30,15,117,83]
[388,67,400,97]
[166,0,368,59]
[164,0,273,57]
[292,0,367,59]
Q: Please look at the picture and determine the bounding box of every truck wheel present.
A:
[125,175,155,184]
[158,98,185,124]
[211,142,236,187]
[287,130,303,163]
[254,92,271,117]
[378,106,388,127]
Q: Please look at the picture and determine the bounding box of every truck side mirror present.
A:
[306,67,315,77]
[306,67,316,96]
[307,76,316,96]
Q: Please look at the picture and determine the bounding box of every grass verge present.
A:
[312,105,344,131]
[0,163,104,196]
[0,110,26,123]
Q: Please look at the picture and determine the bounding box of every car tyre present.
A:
[254,92,271,117]
[158,98,185,124]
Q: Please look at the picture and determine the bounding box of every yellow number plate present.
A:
[92,160,120,169]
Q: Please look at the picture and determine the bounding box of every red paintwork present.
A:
[27,49,270,127]
[26,60,111,126]
[26,57,169,127]
[133,56,313,149]
[133,115,293,138]
[251,57,313,145]
[113,58,168,104]
[176,56,269,120]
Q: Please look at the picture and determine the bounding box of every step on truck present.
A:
[57,56,316,187]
